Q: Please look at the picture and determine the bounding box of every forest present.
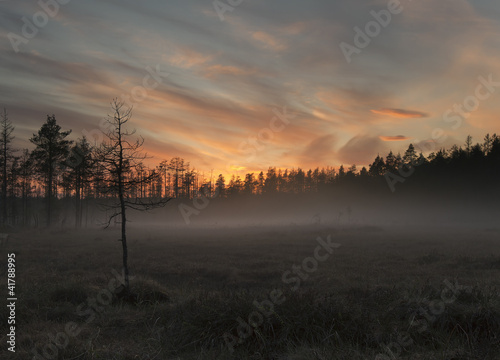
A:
[1,103,499,229]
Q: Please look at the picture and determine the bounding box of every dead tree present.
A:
[96,99,170,297]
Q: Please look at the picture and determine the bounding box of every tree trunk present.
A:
[120,197,129,292]
[47,170,52,227]
[118,120,129,293]
[2,140,7,225]
[75,174,81,229]
[22,190,27,227]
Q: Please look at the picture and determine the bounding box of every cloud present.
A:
[379,135,411,141]
[336,135,388,165]
[251,31,287,51]
[3,0,500,176]
[2,51,111,87]
[168,48,212,69]
[370,108,430,119]
[281,21,306,35]
[203,64,256,78]
[299,134,337,164]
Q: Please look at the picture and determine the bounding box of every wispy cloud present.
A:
[371,108,430,119]
[204,64,256,78]
[168,49,213,69]
[2,0,500,174]
[379,135,411,141]
[251,31,287,51]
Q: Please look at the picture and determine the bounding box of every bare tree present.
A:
[96,99,170,297]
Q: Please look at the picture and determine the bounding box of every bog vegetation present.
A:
[1,102,499,359]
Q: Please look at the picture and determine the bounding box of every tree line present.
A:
[1,101,499,228]
[0,101,170,229]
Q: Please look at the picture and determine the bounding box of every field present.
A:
[1,223,500,359]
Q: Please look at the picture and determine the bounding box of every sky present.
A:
[1,0,500,178]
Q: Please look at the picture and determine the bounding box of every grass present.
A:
[1,224,499,359]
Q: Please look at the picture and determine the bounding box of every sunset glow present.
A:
[2,3,500,358]
[1,0,500,174]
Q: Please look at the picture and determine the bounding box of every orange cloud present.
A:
[229,165,247,172]
[379,135,411,141]
[371,108,429,118]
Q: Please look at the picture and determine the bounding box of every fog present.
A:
[127,189,500,232]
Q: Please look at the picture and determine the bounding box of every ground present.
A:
[1,224,499,359]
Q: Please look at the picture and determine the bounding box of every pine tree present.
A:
[64,137,94,228]
[385,151,397,173]
[403,144,418,166]
[30,115,72,227]
[215,174,225,198]
[369,155,385,176]
[465,135,473,155]
[337,165,345,180]
[18,149,32,226]
[0,108,14,225]
[264,167,278,193]
[243,173,256,195]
